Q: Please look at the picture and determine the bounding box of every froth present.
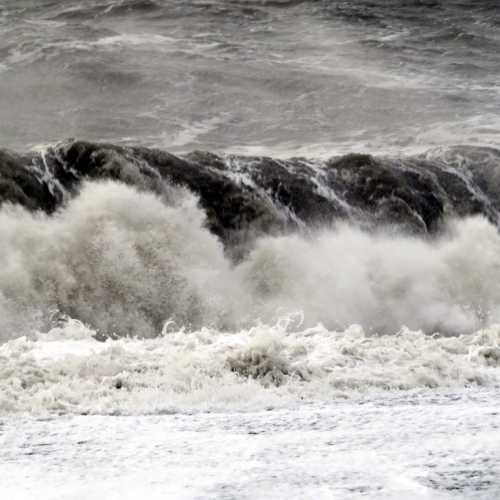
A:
[2,181,500,340]
[0,318,498,415]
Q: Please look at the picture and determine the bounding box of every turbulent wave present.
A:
[3,141,500,241]
[2,141,500,413]
[2,179,500,339]
[2,142,500,339]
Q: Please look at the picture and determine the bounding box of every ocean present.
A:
[0,1,500,498]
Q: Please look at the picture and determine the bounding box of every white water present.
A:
[1,315,499,497]
[2,181,500,341]
[0,318,499,415]
[0,181,500,415]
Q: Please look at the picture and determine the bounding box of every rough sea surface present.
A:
[1,0,500,155]
[1,1,500,499]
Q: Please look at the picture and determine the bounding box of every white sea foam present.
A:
[0,318,499,415]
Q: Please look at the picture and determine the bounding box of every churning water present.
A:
[1,1,500,498]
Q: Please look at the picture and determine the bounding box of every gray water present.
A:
[1,2,500,498]
[1,0,500,155]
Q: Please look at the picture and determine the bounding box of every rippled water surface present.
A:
[1,0,500,155]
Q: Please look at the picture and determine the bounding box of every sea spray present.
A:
[2,180,500,340]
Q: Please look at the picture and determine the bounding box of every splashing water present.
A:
[2,180,500,341]
[0,316,499,415]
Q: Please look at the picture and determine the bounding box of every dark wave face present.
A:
[2,141,500,244]
[0,0,499,155]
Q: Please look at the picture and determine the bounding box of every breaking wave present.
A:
[3,180,500,341]
[2,142,500,414]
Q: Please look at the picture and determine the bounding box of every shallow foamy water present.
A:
[1,318,499,498]
[1,390,499,500]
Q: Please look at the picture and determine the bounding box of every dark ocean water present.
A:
[1,0,499,155]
